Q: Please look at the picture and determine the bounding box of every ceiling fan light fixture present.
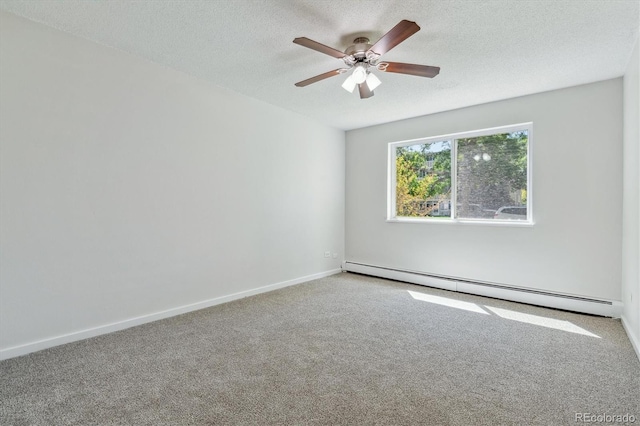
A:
[293,20,440,98]
[342,75,357,93]
[352,64,367,84]
[365,72,382,91]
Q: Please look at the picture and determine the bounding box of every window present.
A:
[388,123,531,223]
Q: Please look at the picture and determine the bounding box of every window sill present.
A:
[386,217,534,227]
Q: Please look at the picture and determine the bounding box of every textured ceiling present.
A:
[1,0,638,130]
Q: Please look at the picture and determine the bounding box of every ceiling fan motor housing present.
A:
[345,37,372,60]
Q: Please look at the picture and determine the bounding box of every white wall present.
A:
[622,35,640,356]
[346,79,623,302]
[0,12,345,356]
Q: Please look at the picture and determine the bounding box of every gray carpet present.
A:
[1,272,639,425]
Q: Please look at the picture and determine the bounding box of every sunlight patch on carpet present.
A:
[484,306,600,338]
[408,290,600,338]
[408,290,489,315]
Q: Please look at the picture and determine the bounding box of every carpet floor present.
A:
[1,272,639,425]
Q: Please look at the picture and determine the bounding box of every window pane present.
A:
[456,131,528,220]
[396,141,451,218]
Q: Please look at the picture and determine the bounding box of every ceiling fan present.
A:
[293,20,440,99]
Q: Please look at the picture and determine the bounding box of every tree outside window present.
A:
[391,124,530,222]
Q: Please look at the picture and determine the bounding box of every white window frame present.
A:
[387,122,533,226]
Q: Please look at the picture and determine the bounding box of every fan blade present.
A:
[382,62,440,78]
[368,20,420,57]
[293,37,346,59]
[295,69,343,87]
[358,83,374,99]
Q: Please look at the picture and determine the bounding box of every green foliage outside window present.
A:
[395,141,451,217]
[395,130,528,220]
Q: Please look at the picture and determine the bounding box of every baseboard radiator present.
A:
[343,261,622,318]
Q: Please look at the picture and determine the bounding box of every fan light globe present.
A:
[352,65,367,84]
[366,73,382,91]
[342,76,357,93]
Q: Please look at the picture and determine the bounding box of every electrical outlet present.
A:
[324,251,330,258]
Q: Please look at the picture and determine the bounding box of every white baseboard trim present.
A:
[0,268,342,361]
[344,261,622,318]
[621,316,640,361]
